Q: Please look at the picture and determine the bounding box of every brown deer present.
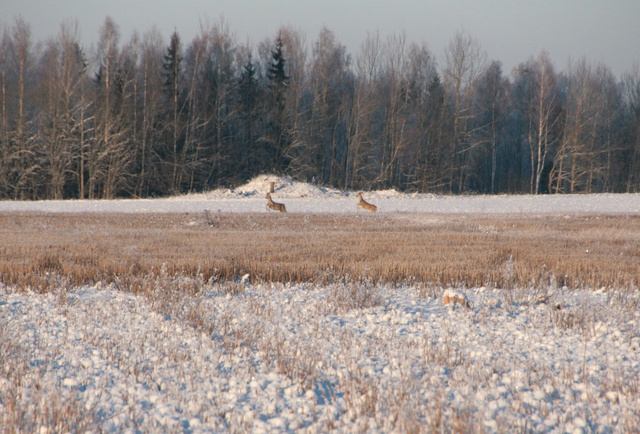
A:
[356,192,377,212]
[265,193,287,212]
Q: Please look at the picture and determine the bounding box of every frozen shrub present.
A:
[327,279,385,313]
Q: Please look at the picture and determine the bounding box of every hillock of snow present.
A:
[230,175,346,198]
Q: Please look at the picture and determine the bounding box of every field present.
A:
[1,212,640,290]
[1,178,640,432]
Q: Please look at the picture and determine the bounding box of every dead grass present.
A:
[1,212,639,290]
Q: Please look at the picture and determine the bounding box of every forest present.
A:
[1,16,639,199]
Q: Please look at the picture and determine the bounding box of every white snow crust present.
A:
[2,282,639,432]
[1,175,640,431]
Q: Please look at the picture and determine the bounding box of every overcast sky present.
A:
[3,0,639,78]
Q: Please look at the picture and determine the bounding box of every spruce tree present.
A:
[162,31,183,192]
[238,55,260,175]
[266,35,291,172]
[268,36,289,108]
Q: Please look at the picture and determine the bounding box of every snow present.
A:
[2,283,639,431]
[1,174,640,214]
[1,175,640,431]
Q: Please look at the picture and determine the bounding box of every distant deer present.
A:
[266,193,287,212]
[356,192,377,212]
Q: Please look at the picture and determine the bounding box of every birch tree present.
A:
[7,17,38,198]
[514,52,561,194]
[622,65,640,192]
[202,19,237,187]
[0,29,10,197]
[34,20,87,198]
[135,27,164,196]
[471,61,508,193]
[442,30,486,192]
[346,31,382,189]
[92,16,133,198]
[302,26,351,185]
[376,33,410,188]
[273,26,306,175]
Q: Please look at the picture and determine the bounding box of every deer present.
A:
[265,192,287,212]
[356,192,377,212]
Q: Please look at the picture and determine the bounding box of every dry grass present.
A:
[1,211,639,290]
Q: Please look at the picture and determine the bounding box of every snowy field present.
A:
[2,176,640,432]
[1,175,640,215]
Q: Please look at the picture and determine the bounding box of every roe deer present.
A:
[356,192,377,212]
[443,288,471,308]
[266,193,287,212]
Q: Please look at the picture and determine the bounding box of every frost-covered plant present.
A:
[0,310,102,431]
[327,278,386,313]
[2,271,640,432]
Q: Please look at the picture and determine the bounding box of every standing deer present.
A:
[266,193,287,212]
[356,192,377,212]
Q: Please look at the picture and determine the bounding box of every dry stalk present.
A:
[1,213,638,290]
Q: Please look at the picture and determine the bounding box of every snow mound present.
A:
[225,175,345,199]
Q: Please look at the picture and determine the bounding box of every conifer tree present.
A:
[265,35,291,172]
[163,31,183,192]
[238,54,260,176]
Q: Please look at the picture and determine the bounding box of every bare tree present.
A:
[35,37,67,198]
[346,31,382,190]
[622,65,640,192]
[3,18,38,198]
[76,52,93,199]
[514,52,561,194]
[32,20,88,199]
[549,59,622,193]
[471,61,508,193]
[442,30,486,192]
[92,16,133,198]
[300,26,351,186]
[592,64,625,192]
[0,29,10,197]
[134,27,164,196]
[552,59,589,192]
[181,31,210,191]
[403,43,445,191]
[376,32,410,188]
[276,26,306,175]
[202,18,237,188]
[11,18,31,142]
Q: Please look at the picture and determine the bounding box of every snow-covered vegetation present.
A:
[1,177,639,432]
[3,279,639,432]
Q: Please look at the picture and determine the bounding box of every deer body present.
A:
[356,193,377,212]
[266,193,287,212]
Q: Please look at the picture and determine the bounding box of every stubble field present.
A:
[2,211,639,290]
[1,210,640,432]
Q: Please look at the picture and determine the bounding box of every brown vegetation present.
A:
[1,212,639,290]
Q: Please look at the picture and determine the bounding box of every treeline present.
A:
[1,16,639,199]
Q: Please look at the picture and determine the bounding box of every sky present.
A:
[2,0,639,78]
